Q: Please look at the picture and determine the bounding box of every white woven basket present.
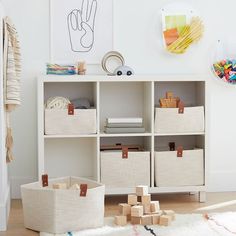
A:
[21,177,105,234]
[44,109,96,135]
[154,106,204,133]
[101,151,150,188]
[155,149,204,187]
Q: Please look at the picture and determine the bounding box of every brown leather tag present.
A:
[80,184,88,197]
[178,101,184,114]
[177,146,183,158]
[68,104,74,115]
[169,142,175,151]
[122,146,128,159]
[42,174,48,187]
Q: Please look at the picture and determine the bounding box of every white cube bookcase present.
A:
[38,75,207,202]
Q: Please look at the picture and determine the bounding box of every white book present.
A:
[104,127,145,134]
[106,117,143,124]
[106,123,143,128]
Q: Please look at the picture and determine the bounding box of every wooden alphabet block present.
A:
[69,184,80,190]
[52,183,67,189]
[136,185,149,196]
[115,215,127,226]
[131,216,141,225]
[131,205,143,217]
[141,194,151,205]
[119,203,131,216]
[141,215,152,225]
[128,194,138,205]
[163,210,175,220]
[143,204,151,214]
[159,215,172,226]
[150,201,160,213]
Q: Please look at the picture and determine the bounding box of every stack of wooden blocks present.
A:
[114,185,175,226]
[159,92,180,108]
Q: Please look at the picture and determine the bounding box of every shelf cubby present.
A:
[154,135,205,151]
[154,81,205,108]
[44,82,97,107]
[99,82,152,134]
[100,136,152,151]
[44,138,97,179]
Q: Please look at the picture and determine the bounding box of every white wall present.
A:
[2,0,236,198]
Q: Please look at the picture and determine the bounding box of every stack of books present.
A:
[46,63,77,75]
[104,118,145,133]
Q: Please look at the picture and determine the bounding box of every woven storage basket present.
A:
[44,109,96,135]
[21,177,105,234]
[154,106,204,133]
[155,149,204,187]
[101,151,150,187]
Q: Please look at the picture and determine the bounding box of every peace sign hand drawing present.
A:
[68,0,97,52]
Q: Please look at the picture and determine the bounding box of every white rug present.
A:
[40,212,236,236]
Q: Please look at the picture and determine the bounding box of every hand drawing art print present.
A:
[50,0,113,63]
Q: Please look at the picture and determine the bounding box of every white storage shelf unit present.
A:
[38,75,207,202]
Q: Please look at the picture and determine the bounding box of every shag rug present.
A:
[40,212,236,236]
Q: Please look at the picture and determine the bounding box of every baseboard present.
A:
[0,184,10,231]
[208,171,236,192]
[10,176,36,199]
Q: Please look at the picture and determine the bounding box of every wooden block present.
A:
[159,97,179,108]
[159,98,167,108]
[69,184,80,190]
[78,61,86,75]
[167,98,177,108]
[52,183,67,189]
[127,214,131,221]
[163,210,175,220]
[136,185,149,196]
[115,215,127,226]
[131,205,143,217]
[159,215,172,226]
[119,203,131,216]
[131,216,141,225]
[152,213,162,225]
[166,91,173,99]
[143,204,151,214]
[141,194,151,205]
[151,201,160,213]
[157,210,163,215]
[146,210,162,215]
[141,215,152,225]
[128,194,138,205]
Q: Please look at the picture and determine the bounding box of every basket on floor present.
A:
[21,176,105,234]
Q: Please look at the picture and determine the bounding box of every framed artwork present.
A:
[50,0,113,64]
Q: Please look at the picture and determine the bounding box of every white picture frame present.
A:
[50,0,113,64]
